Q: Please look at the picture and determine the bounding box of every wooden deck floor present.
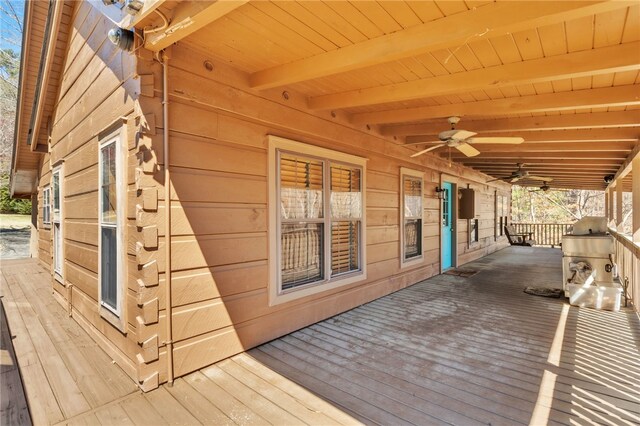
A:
[2,247,640,425]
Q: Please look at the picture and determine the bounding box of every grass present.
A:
[0,214,31,228]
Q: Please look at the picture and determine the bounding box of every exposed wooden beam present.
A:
[474,165,618,172]
[475,166,611,176]
[309,42,640,110]
[444,151,627,159]
[120,0,165,29]
[249,0,629,90]
[447,142,636,153]
[352,85,640,125]
[611,143,640,183]
[144,1,248,52]
[381,111,640,136]
[462,157,622,169]
[405,128,640,145]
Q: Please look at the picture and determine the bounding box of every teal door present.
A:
[442,182,453,270]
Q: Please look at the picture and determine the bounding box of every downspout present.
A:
[160,49,174,386]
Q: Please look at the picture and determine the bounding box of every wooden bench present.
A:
[504,225,536,246]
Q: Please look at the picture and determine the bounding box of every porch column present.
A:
[609,185,616,228]
[616,181,624,232]
[634,157,640,242]
[605,189,609,223]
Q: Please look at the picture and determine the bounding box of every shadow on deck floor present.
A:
[2,247,640,425]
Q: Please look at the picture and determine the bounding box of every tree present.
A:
[0,0,30,214]
[511,186,606,224]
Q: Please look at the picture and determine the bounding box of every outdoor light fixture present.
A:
[108,27,134,51]
[435,186,446,200]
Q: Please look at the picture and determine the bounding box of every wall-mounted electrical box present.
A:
[459,188,477,219]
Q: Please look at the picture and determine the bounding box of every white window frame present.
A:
[400,168,424,268]
[98,130,127,330]
[52,166,63,280]
[268,136,367,306]
[42,185,51,226]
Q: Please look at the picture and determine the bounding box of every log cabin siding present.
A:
[131,42,511,384]
[34,2,142,384]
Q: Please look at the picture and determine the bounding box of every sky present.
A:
[0,0,25,52]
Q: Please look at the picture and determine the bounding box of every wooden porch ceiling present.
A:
[137,0,640,191]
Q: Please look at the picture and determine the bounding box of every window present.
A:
[471,219,479,243]
[99,135,124,320]
[42,186,51,225]
[269,136,366,305]
[401,168,423,265]
[52,167,63,277]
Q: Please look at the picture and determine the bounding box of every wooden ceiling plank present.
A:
[566,14,595,52]
[352,84,640,124]
[378,1,422,29]
[309,41,640,110]
[511,28,545,61]
[350,1,402,34]
[621,4,640,43]
[593,8,627,47]
[249,1,631,90]
[144,1,249,52]
[538,22,567,57]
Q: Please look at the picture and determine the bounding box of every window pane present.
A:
[101,227,118,310]
[54,223,62,273]
[281,223,323,290]
[404,219,422,259]
[101,143,117,223]
[330,165,361,219]
[331,221,360,276]
[280,154,323,219]
[52,173,59,213]
[404,176,422,219]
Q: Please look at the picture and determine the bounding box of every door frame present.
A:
[440,174,458,273]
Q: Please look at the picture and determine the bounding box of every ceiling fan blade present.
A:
[410,143,446,158]
[454,142,480,157]
[451,130,477,140]
[528,175,553,182]
[510,177,522,183]
[487,176,510,183]
[466,137,525,144]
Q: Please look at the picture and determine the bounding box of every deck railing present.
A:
[609,229,639,310]
[510,222,574,247]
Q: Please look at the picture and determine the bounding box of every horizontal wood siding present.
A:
[35,1,142,387]
[133,42,511,384]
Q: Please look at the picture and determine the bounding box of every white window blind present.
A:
[402,173,422,261]
[277,151,363,292]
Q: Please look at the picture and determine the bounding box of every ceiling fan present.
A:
[487,163,553,183]
[528,182,571,193]
[410,116,524,158]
